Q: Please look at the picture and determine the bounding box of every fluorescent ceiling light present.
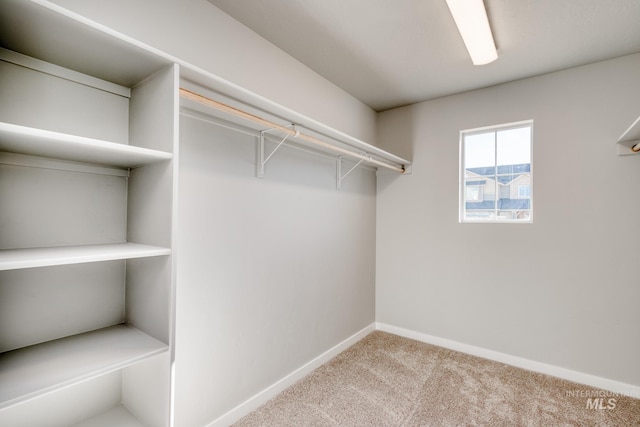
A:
[445,0,498,65]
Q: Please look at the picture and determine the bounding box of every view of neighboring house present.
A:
[464,163,531,220]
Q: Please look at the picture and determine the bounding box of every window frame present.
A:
[459,120,533,224]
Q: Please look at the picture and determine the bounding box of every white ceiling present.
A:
[207,0,640,112]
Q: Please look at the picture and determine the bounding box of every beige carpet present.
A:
[234,331,640,426]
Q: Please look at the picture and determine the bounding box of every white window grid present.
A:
[459,120,533,223]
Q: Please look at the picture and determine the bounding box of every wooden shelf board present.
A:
[0,122,172,168]
[0,243,171,271]
[0,325,168,410]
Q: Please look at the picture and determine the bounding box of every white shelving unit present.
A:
[0,1,177,426]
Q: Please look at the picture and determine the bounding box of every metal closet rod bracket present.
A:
[336,155,368,190]
[257,125,298,178]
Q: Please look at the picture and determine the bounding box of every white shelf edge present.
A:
[617,114,640,142]
[617,138,640,156]
[616,114,640,156]
[0,122,173,168]
[0,243,171,271]
[70,404,145,427]
[0,325,168,411]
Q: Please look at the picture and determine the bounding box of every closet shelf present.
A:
[0,324,168,410]
[0,122,172,167]
[0,0,173,88]
[616,114,640,156]
[180,88,409,174]
[0,243,171,271]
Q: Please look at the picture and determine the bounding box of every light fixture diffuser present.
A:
[445,0,498,65]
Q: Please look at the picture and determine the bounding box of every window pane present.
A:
[464,132,495,168]
[496,126,531,166]
[464,180,495,221]
[463,132,496,221]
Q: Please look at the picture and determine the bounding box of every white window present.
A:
[460,121,533,223]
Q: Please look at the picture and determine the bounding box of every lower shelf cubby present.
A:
[0,350,170,427]
[0,324,168,410]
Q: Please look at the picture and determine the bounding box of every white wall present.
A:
[376,53,640,387]
[175,117,376,426]
[49,0,377,144]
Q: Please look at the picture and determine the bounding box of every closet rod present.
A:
[179,88,406,173]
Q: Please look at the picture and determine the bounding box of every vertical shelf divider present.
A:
[122,63,180,427]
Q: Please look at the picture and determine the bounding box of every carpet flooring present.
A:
[233,331,640,426]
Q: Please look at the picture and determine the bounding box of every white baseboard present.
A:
[376,322,640,399]
[207,323,376,427]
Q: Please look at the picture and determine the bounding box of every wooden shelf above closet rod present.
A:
[179,88,407,174]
